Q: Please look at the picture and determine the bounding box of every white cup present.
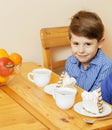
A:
[27,68,52,87]
[53,87,77,109]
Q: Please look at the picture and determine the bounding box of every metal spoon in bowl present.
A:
[83,116,112,124]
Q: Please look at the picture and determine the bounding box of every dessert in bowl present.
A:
[57,71,77,88]
[53,87,77,109]
[53,71,77,109]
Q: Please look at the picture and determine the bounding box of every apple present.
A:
[0,57,14,76]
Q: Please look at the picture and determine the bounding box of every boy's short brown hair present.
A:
[69,10,104,42]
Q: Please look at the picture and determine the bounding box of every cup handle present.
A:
[27,72,34,82]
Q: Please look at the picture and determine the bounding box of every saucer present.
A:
[44,83,58,95]
[74,101,112,117]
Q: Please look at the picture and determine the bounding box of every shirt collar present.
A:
[90,49,103,67]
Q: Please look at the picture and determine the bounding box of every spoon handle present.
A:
[96,116,112,121]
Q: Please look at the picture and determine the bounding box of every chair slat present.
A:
[40,26,70,72]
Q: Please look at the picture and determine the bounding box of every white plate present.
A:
[74,102,112,117]
[44,83,58,95]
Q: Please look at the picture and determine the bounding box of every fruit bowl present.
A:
[0,48,22,86]
[0,64,21,86]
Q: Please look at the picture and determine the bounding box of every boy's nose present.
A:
[79,45,85,52]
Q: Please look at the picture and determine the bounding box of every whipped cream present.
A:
[81,87,103,114]
[82,90,98,101]
[62,72,76,87]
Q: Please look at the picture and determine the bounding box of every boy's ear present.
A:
[98,37,105,48]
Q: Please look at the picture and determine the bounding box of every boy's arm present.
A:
[90,66,112,91]
[101,72,112,104]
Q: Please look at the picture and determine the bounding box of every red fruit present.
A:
[0,57,14,76]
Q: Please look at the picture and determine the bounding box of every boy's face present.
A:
[70,33,103,68]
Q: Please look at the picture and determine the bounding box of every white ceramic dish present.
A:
[53,87,77,109]
[74,101,112,117]
[44,83,58,95]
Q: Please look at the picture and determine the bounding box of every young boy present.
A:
[65,10,112,91]
[101,72,112,104]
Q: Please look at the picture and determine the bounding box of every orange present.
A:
[0,48,9,58]
[9,52,22,66]
[0,76,9,83]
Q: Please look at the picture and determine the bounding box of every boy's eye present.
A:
[86,43,91,46]
[72,42,79,45]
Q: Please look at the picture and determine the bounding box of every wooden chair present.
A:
[40,26,70,73]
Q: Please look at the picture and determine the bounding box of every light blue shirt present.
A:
[65,49,112,91]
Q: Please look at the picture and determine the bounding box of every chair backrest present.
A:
[40,26,70,71]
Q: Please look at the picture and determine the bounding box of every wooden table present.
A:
[0,88,48,130]
[0,62,112,130]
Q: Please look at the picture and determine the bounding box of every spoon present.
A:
[83,116,112,124]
